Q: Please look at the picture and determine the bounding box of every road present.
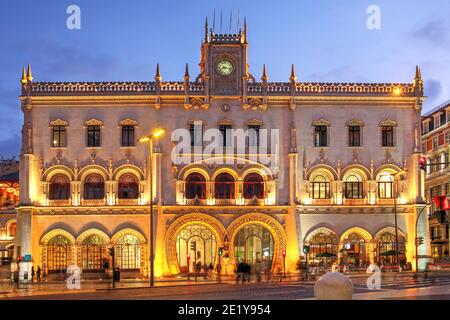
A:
[2,274,450,300]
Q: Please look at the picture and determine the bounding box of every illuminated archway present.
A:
[165,213,226,274]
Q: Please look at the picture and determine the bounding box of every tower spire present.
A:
[290,64,296,82]
[26,64,33,82]
[155,63,161,81]
[204,17,208,42]
[415,65,422,80]
[261,64,268,82]
[184,63,190,80]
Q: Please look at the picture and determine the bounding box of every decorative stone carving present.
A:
[118,118,138,126]
[379,119,397,127]
[49,119,69,127]
[84,118,104,126]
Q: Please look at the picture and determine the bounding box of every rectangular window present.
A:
[422,122,429,134]
[314,125,328,147]
[248,125,261,148]
[51,126,66,147]
[381,126,394,147]
[432,136,439,149]
[121,125,135,147]
[219,125,232,147]
[87,125,101,147]
[434,116,441,129]
[429,121,434,132]
[445,131,450,144]
[440,112,446,126]
[348,125,361,147]
[189,123,203,147]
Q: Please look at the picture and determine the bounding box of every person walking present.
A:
[31,266,35,282]
[36,266,41,282]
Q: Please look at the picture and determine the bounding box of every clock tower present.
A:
[199,18,249,97]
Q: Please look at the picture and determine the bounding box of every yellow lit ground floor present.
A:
[14,204,432,279]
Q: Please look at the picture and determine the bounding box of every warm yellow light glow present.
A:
[138,128,166,143]
[393,87,401,95]
[151,128,166,138]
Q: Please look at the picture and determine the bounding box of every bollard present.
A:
[314,272,353,300]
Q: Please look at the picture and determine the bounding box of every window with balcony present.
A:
[189,123,204,148]
[344,174,363,199]
[83,173,105,200]
[49,174,70,200]
[214,172,235,199]
[118,173,139,199]
[243,173,265,199]
[185,173,206,199]
[311,175,331,199]
[377,174,394,199]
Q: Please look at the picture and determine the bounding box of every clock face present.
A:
[216,59,234,76]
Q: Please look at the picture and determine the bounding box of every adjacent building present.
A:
[15,21,430,280]
[421,100,450,262]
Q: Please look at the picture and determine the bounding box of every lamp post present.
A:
[415,203,430,273]
[391,171,406,272]
[139,128,166,287]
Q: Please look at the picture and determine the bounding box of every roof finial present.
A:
[290,64,296,82]
[184,63,190,80]
[155,63,161,81]
[21,67,27,85]
[26,64,33,82]
[261,64,268,82]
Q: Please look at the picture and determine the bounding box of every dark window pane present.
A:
[121,125,135,147]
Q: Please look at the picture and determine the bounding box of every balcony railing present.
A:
[81,199,106,206]
[343,198,366,206]
[48,199,71,206]
[310,199,333,206]
[377,198,395,205]
[117,199,139,206]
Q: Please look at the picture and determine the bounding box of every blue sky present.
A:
[0,0,449,157]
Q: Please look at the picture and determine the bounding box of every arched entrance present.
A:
[340,227,372,270]
[374,227,407,266]
[40,229,76,275]
[304,228,338,267]
[176,224,217,273]
[165,213,226,275]
[233,225,274,265]
[228,213,287,272]
[76,229,110,272]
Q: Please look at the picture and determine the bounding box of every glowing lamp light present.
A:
[263,251,269,257]
[344,243,352,250]
[393,87,401,95]
[282,249,286,258]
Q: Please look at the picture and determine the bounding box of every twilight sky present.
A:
[0,0,449,158]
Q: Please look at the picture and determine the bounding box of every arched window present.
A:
[185,173,206,199]
[342,233,369,268]
[377,173,394,199]
[375,232,406,266]
[83,174,105,200]
[118,173,139,199]
[344,174,363,199]
[47,235,71,272]
[214,172,235,199]
[7,221,16,237]
[49,174,70,200]
[311,174,330,199]
[243,173,265,199]
[115,234,141,270]
[81,234,108,270]
[307,232,338,266]
[234,225,274,264]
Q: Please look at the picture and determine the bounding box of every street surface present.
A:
[1,273,450,300]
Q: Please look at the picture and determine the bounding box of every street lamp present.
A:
[415,203,430,273]
[138,127,166,287]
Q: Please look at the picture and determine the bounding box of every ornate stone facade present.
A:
[15,21,430,280]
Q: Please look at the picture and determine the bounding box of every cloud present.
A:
[412,19,450,45]
[12,39,120,81]
[424,79,443,102]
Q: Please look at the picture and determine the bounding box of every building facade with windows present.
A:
[421,100,450,262]
[15,22,430,279]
